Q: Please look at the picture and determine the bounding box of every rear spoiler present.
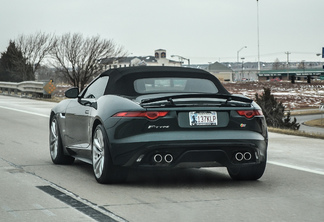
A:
[140,93,253,105]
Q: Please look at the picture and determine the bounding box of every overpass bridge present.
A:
[258,68,324,83]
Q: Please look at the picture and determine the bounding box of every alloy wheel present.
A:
[92,128,105,179]
[50,118,58,160]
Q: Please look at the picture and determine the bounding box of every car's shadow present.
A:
[72,161,264,188]
[124,168,264,188]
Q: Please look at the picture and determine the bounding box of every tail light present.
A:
[236,110,263,119]
[113,111,169,120]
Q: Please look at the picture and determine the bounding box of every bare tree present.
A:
[298,60,306,69]
[13,32,55,80]
[272,58,281,70]
[50,33,126,90]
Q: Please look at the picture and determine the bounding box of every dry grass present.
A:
[304,118,324,128]
[268,127,324,139]
[224,81,324,110]
[290,110,324,116]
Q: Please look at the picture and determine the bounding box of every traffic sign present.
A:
[43,80,56,94]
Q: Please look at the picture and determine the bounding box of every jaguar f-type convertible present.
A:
[49,66,268,183]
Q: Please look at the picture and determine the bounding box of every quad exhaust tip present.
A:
[235,152,252,161]
[153,154,163,163]
[153,153,173,164]
[164,154,173,163]
[244,152,252,161]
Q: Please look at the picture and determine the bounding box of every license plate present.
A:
[189,111,218,126]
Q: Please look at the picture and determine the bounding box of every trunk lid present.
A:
[136,93,253,129]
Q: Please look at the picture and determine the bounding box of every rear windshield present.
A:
[134,78,218,94]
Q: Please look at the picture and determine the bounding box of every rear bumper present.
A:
[108,130,268,168]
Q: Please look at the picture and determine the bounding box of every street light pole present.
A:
[237,46,247,63]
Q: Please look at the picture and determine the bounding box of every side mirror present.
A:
[65,88,79,98]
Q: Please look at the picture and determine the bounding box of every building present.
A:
[207,62,233,82]
[100,49,182,69]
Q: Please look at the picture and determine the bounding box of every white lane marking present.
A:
[33,204,56,216]
[1,205,19,218]
[0,105,49,118]
[268,161,324,176]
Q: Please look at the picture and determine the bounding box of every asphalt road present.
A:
[1,95,324,222]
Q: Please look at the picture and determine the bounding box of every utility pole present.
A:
[257,0,260,72]
[285,51,291,80]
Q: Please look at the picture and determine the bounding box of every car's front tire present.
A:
[49,115,75,164]
[92,124,127,184]
[227,161,266,180]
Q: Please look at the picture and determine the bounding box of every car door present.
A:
[64,76,109,154]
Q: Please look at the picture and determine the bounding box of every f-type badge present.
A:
[148,125,170,129]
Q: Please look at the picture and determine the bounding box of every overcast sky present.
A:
[1,0,323,64]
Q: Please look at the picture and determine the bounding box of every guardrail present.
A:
[0,81,52,98]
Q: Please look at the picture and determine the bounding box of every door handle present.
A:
[85,110,90,114]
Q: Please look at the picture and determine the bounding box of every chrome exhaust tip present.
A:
[164,154,173,163]
[235,152,244,161]
[244,152,252,161]
[153,154,163,163]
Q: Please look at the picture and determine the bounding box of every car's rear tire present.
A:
[227,161,266,180]
[92,124,127,184]
[49,115,75,164]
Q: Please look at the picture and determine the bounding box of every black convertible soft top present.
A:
[100,66,230,96]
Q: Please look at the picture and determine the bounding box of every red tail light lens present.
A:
[236,110,263,119]
[113,111,169,120]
